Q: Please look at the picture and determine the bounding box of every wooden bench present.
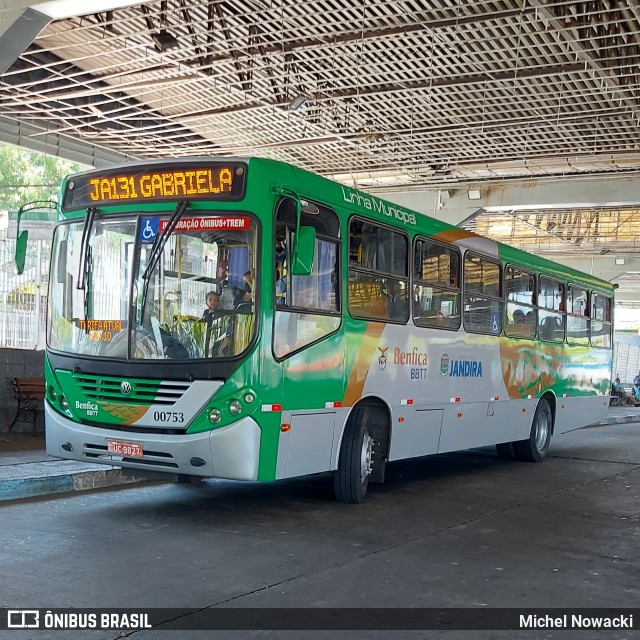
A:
[9,377,46,435]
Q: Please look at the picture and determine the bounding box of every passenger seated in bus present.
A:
[235,269,255,309]
[509,308,531,337]
[612,378,639,406]
[275,268,287,306]
[540,315,562,341]
[202,291,223,321]
[382,280,407,321]
[198,291,233,357]
[634,370,640,396]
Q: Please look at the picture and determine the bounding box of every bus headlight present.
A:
[244,392,255,404]
[49,386,57,401]
[208,408,222,424]
[228,399,242,416]
[60,396,69,411]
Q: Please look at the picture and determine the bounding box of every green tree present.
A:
[0,143,85,210]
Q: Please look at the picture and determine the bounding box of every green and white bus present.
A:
[40,157,614,502]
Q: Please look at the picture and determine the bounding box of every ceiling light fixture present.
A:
[151,30,179,53]
[288,94,307,111]
[615,257,625,265]
[467,189,481,200]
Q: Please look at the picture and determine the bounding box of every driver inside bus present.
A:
[200,290,232,357]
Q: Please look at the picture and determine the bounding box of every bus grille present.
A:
[74,375,191,406]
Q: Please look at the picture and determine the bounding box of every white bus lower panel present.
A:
[45,402,260,480]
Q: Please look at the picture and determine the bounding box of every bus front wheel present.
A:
[334,406,377,504]
[513,399,552,463]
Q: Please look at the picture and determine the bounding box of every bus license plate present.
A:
[107,439,143,458]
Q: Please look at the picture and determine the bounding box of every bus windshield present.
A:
[48,212,257,360]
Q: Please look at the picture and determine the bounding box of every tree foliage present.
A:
[0,143,84,210]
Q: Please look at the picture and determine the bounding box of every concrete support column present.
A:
[1,1,148,75]
[0,1,49,74]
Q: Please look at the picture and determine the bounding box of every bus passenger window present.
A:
[566,286,589,345]
[412,238,460,330]
[505,266,536,339]
[591,294,612,348]
[348,218,409,324]
[462,253,502,335]
[538,276,565,343]
[273,198,341,358]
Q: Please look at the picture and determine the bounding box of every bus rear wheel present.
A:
[513,399,552,463]
[334,406,377,504]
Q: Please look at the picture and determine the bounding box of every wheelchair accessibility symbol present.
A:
[139,217,159,242]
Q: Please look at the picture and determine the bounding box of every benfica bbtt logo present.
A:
[377,346,388,371]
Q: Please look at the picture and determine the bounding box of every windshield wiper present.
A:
[139,200,190,323]
[76,207,96,290]
[76,207,96,333]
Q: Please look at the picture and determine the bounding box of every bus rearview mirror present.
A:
[291,226,316,276]
[15,230,28,275]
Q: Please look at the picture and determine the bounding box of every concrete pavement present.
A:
[0,432,148,501]
[1,419,640,638]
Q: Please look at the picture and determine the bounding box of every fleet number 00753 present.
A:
[153,411,184,423]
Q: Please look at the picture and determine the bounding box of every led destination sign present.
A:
[62,163,246,210]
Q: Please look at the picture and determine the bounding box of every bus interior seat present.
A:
[348,280,388,318]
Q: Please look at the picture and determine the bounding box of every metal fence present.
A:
[613,341,640,386]
[0,231,49,350]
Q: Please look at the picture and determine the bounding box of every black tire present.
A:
[496,441,516,460]
[334,406,375,504]
[513,399,552,462]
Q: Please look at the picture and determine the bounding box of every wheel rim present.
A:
[534,410,550,452]
[360,433,374,484]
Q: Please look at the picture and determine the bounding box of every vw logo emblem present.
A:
[120,381,132,395]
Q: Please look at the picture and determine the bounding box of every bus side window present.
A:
[462,253,502,335]
[412,237,461,330]
[272,197,341,358]
[505,266,536,339]
[537,276,565,343]
[348,217,409,324]
[591,293,612,348]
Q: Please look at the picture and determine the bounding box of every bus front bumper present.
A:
[45,402,261,481]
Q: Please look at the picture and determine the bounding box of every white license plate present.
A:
[107,439,143,458]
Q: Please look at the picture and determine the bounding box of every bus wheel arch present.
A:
[541,391,556,435]
[513,395,554,463]
[334,398,391,503]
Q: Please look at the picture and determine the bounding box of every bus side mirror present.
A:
[291,226,316,276]
[13,200,57,275]
[15,230,28,275]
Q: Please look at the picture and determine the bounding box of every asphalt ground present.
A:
[1,417,639,640]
